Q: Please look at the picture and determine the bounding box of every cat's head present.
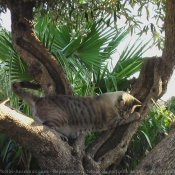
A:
[115,92,142,119]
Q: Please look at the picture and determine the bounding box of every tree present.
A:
[0,12,150,172]
[0,0,175,174]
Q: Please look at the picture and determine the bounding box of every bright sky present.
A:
[0,10,175,101]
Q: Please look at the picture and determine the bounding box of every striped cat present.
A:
[11,81,142,139]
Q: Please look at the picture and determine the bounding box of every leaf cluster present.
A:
[34,14,151,95]
[165,96,175,115]
[0,0,166,49]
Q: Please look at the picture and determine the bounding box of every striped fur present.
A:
[11,82,142,138]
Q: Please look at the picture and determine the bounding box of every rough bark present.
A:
[0,0,175,174]
[86,0,175,172]
[133,123,175,175]
[6,0,72,96]
[0,99,86,175]
[130,0,175,173]
[86,56,163,172]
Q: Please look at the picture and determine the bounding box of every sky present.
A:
[0,10,175,101]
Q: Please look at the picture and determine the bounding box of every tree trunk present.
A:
[133,123,175,175]
[0,0,175,174]
[90,0,175,171]
[130,0,175,173]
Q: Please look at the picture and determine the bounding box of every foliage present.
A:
[0,62,39,172]
[35,0,165,49]
[0,28,32,81]
[0,0,165,49]
[165,96,175,115]
[93,38,151,93]
[38,15,151,94]
[0,14,151,95]
[0,135,22,170]
[115,102,175,174]
[0,0,166,25]
[37,1,165,32]
[0,0,7,13]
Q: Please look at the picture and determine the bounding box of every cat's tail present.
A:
[11,81,41,107]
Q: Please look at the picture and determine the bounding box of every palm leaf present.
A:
[35,15,129,74]
[9,54,32,81]
[0,28,31,81]
[0,29,13,62]
[93,38,152,92]
[35,14,58,52]
[113,39,151,77]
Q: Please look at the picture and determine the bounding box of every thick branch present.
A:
[89,57,162,171]
[97,123,140,172]
[133,124,175,175]
[0,102,86,174]
[161,0,175,95]
[6,0,72,96]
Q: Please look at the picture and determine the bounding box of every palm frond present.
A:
[0,29,13,62]
[9,54,32,81]
[93,38,152,93]
[0,28,31,81]
[113,39,152,77]
[35,14,58,52]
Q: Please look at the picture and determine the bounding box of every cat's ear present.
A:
[130,98,142,113]
[118,92,142,112]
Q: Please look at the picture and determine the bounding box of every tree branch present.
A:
[6,0,72,96]
[161,0,175,93]
[97,122,141,171]
[132,1,175,172]
[0,102,87,174]
[86,129,115,158]
[133,123,175,175]
[72,133,87,159]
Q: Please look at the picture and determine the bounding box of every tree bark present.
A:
[86,0,175,172]
[0,0,175,174]
[6,0,72,96]
[130,0,175,173]
[133,123,175,175]
[0,100,81,174]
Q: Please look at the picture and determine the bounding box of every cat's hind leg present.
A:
[57,132,69,142]
[42,122,69,142]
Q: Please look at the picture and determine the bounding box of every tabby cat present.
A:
[11,81,142,139]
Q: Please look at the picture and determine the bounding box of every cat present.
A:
[11,81,142,139]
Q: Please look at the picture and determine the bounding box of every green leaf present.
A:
[141,130,152,149]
